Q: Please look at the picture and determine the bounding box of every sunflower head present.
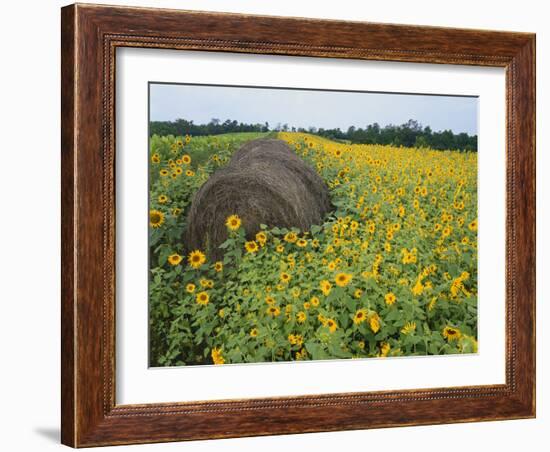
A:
[326,319,337,333]
[334,273,352,287]
[244,241,259,253]
[167,253,182,266]
[385,292,397,306]
[401,321,416,335]
[320,280,332,295]
[225,214,242,231]
[266,306,281,317]
[149,209,165,228]
[284,232,298,243]
[211,347,224,365]
[353,309,367,325]
[188,250,206,269]
[196,291,209,306]
[443,326,462,341]
[185,283,195,293]
[379,342,391,357]
[255,231,267,245]
[369,313,381,333]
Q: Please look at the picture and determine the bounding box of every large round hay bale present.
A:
[184,138,332,260]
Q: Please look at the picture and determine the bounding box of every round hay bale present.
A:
[184,138,333,260]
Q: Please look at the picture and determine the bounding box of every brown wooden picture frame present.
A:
[61,3,535,447]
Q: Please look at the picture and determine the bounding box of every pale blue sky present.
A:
[150,83,478,135]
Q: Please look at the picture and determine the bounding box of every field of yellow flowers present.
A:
[149,131,478,366]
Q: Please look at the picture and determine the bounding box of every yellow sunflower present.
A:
[187,250,206,269]
[296,311,307,323]
[369,312,381,333]
[443,326,462,341]
[266,306,281,317]
[149,209,165,228]
[326,318,338,333]
[245,240,259,253]
[334,272,352,287]
[296,238,308,248]
[167,253,182,266]
[320,280,332,296]
[379,342,391,357]
[442,226,452,237]
[385,292,397,306]
[256,231,267,245]
[211,347,224,365]
[353,309,367,325]
[284,232,298,243]
[401,321,416,335]
[196,291,209,306]
[225,214,242,231]
[185,283,195,293]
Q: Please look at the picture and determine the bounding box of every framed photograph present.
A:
[61,3,535,447]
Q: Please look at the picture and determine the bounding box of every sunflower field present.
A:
[149,131,478,366]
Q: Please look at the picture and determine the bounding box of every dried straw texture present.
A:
[185,138,333,260]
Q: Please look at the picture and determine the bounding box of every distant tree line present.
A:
[314,119,477,152]
[150,118,269,137]
[150,118,477,151]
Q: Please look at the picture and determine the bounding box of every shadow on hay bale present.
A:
[184,138,333,260]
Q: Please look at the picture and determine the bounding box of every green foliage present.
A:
[150,117,478,151]
[149,131,478,367]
